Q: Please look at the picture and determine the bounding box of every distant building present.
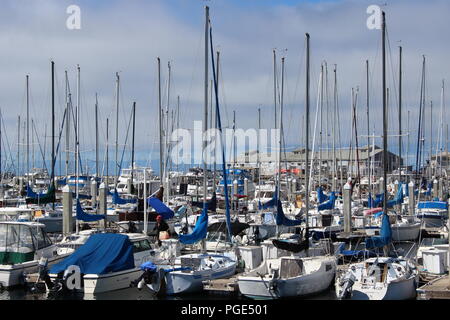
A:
[236,145,403,176]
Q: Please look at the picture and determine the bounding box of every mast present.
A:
[114,72,120,189]
[366,60,371,199]
[273,49,277,130]
[75,64,80,234]
[202,5,209,252]
[51,62,55,184]
[157,57,164,184]
[278,56,285,200]
[398,46,402,182]
[131,101,136,194]
[213,50,219,190]
[319,63,323,188]
[165,62,171,201]
[95,93,99,177]
[106,118,109,185]
[305,33,310,253]
[26,75,30,186]
[381,11,388,215]
[65,71,70,179]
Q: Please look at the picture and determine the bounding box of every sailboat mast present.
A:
[398,46,402,182]
[305,33,310,242]
[51,62,55,189]
[95,93,99,177]
[203,5,209,209]
[366,60,371,198]
[76,64,80,233]
[17,115,20,178]
[65,71,70,179]
[114,72,120,189]
[273,49,277,130]
[131,101,136,194]
[26,75,30,186]
[381,12,388,213]
[157,57,164,184]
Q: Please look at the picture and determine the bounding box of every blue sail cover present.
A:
[368,193,384,208]
[258,187,278,210]
[418,201,448,210]
[365,213,392,249]
[191,193,217,212]
[424,182,433,196]
[26,185,46,198]
[76,200,105,222]
[386,184,404,208]
[112,189,137,205]
[147,197,174,219]
[49,233,135,275]
[318,192,336,211]
[317,187,329,204]
[276,200,303,226]
[178,205,208,244]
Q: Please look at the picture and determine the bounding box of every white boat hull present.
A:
[348,276,417,300]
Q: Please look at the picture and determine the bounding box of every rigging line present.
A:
[118,105,134,175]
[1,113,17,173]
[32,117,49,174]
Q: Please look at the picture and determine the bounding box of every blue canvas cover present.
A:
[76,200,105,222]
[368,193,384,208]
[191,193,217,212]
[112,189,137,205]
[258,187,278,210]
[418,201,448,210]
[317,187,329,204]
[26,185,46,198]
[365,213,392,249]
[147,197,174,219]
[178,205,208,244]
[318,192,336,211]
[386,184,404,208]
[49,233,135,275]
[276,200,302,226]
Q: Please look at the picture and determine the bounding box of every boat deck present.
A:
[417,274,450,299]
[202,274,240,295]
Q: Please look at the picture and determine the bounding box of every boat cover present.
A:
[417,201,448,210]
[365,213,392,249]
[112,189,137,204]
[49,233,135,275]
[318,192,336,211]
[276,200,302,226]
[147,197,174,219]
[76,200,105,222]
[317,187,329,204]
[178,204,208,244]
[191,192,217,212]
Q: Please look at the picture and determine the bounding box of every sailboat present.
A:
[238,33,336,299]
[334,11,418,300]
[137,6,237,296]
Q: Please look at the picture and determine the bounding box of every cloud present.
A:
[0,0,448,172]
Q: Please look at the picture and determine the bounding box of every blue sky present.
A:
[0,0,449,174]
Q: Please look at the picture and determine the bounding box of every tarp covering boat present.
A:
[386,184,404,208]
[365,213,392,249]
[112,189,137,205]
[276,199,302,226]
[191,192,217,212]
[147,197,174,219]
[258,187,278,210]
[368,193,384,208]
[178,204,208,244]
[417,201,448,210]
[207,221,250,236]
[317,187,329,204]
[76,199,105,222]
[26,185,56,204]
[364,208,383,216]
[318,192,336,211]
[49,233,135,275]
[272,237,309,253]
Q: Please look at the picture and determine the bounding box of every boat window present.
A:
[132,240,151,253]
[33,227,48,249]
[19,225,35,252]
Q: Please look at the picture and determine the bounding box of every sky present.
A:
[0,0,449,174]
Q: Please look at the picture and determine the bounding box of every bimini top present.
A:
[49,233,135,275]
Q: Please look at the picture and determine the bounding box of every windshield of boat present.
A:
[420,238,448,247]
